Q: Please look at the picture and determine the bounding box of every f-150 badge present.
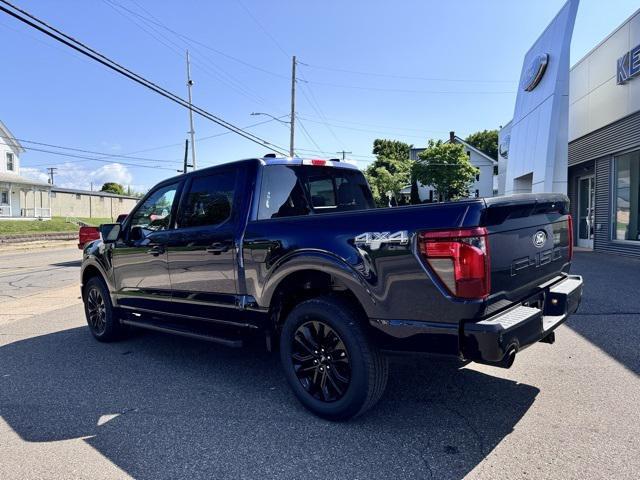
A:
[354,231,409,250]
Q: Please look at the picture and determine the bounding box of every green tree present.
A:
[465,129,499,160]
[100,182,125,195]
[366,139,414,206]
[413,140,478,201]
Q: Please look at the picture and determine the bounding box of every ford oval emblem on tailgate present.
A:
[533,230,547,248]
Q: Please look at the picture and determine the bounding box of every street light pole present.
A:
[186,50,197,170]
[289,55,296,157]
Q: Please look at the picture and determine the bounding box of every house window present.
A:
[6,152,14,171]
[1,191,8,204]
[476,173,480,181]
[76,194,81,200]
[119,198,123,203]
[100,197,105,203]
[51,192,56,198]
[613,150,640,242]
[475,189,480,198]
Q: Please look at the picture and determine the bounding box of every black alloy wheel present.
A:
[280,295,388,421]
[86,286,107,336]
[291,320,351,402]
[83,276,125,342]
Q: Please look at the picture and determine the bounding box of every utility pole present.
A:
[336,150,352,161]
[186,50,197,170]
[46,167,57,185]
[289,55,296,157]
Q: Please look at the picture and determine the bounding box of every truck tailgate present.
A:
[482,194,572,303]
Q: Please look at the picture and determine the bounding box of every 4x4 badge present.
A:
[354,231,409,250]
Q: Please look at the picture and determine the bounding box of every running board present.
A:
[121,319,243,348]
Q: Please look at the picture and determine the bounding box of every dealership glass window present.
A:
[613,150,640,242]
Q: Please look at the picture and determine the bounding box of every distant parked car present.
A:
[78,214,127,249]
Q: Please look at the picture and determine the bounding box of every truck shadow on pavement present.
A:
[568,252,640,375]
[0,326,538,480]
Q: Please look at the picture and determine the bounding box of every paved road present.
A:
[0,250,638,479]
[0,246,81,301]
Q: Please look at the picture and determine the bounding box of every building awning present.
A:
[0,172,51,188]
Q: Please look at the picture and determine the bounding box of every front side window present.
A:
[6,152,14,171]
[613,150,640,241]
[178,171,236,229]
[129,182,179,235]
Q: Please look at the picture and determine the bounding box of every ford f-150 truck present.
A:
[81,156,583,420]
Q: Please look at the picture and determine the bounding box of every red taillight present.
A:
[417,227,490,300]
[567,215,574,260]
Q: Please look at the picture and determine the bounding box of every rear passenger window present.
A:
[258,165,310,219]
[178,171,236,228]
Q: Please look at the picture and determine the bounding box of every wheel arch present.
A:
[263,253,376,334]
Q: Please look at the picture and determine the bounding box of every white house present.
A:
[405,131,497,202]
[0,120,52,219]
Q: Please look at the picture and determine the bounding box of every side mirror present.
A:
[129,225,144,241]
[100,223,121,243]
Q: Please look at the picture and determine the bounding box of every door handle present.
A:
[147,245,165,256]
[206,242,230,255]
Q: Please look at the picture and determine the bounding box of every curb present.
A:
[0,232,77,244]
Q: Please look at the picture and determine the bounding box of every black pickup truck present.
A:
[81,156,583,420]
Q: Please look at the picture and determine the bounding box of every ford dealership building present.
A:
[500,8,640,257]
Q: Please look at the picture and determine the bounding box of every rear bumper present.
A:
[461,274,583,366]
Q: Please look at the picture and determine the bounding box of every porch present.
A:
[0,176,52,220]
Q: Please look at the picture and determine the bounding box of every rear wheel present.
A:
[280,295,388,421]
[83,276,125,342]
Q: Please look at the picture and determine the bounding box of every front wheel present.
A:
[83,276,125,342]
[280,295,388,421]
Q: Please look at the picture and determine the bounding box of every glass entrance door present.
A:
[577,175,595,249]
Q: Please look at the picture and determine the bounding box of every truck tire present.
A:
[83,276,125,342]
[280,295,388,421]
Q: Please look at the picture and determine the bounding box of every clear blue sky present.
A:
[1,0,638,191]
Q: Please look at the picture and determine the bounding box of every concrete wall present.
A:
[50,191,137,219]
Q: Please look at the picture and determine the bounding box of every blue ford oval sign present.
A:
[521,53,549,92]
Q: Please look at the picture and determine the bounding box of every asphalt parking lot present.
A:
[0,248,638,479]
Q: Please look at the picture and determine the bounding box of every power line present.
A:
[299,61,518,84]
[297,114,448,134]
[0,0,289,155]
[234,0,289,57]
[296,117,431,139]
[102,0,271,107]
[22,146,179,171]
[0,134,178,163]
[301,79,516,95]
[105,0,288,80]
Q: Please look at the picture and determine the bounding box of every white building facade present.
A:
[408,131,497,202]
[0,120,52,219]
